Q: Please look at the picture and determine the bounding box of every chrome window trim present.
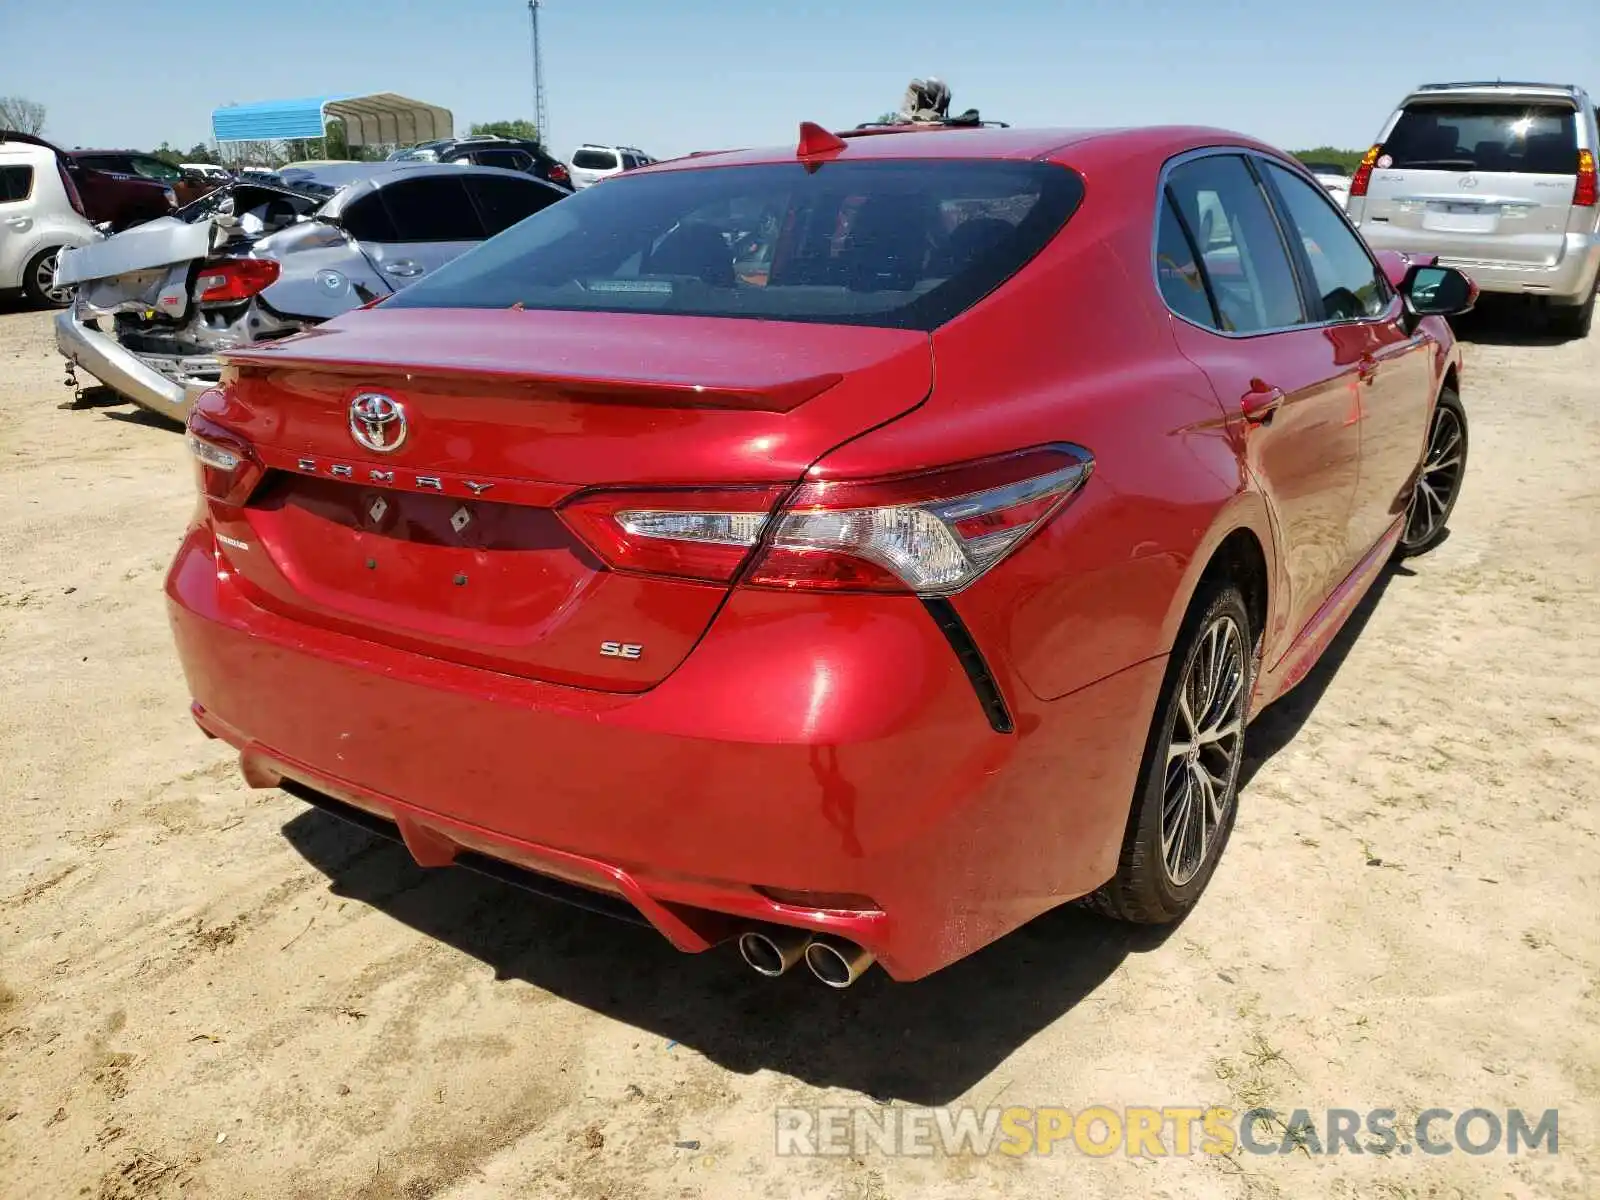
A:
[1152,144,1403,341]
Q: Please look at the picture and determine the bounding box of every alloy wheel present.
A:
[1160,614,1246,887]
[34,252,70,306]
[1403,405,1464,549]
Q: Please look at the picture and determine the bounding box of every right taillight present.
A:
[1349,144,1382,199]
[56,160,87,217]
[1576,149,1597,207]
[187,414,263,506]
[748,446,1093,594]
[558,445,1093,596]
[195,258,280,304]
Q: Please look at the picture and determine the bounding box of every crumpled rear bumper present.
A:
[55,308,213,420]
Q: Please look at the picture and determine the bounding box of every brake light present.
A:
[195,258,280,304]
[558,486,790,583]
[748,446,1093,594]
[560,446,1093,595]
[56,160,86,217]
[549,162,571,184]
[1576,149,1597,207]
[1349,144,1383,199]
[186,414,263,505]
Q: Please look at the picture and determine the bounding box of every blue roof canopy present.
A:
[212,93,453,146]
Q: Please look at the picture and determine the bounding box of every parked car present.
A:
[389,136,574,193]
[67,149,215,207]
[58,152,177,232]
[168,123,1475,985]
[1347,80,1600,337]
[568,143,654,189]
[55,162,566,419]
[1300,160,1353,209]
[0,133,100,307]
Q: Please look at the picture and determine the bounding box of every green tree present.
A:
[149,141,184,166]
[470,119,541,144]
[1291,147,1367,173]
[185,142,219,164]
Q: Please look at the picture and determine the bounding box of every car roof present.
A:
[314,161,565,219]
[1404,81,1588,105]
[642,124,1281,174]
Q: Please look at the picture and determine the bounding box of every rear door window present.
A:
[573,149,619,171]
[0,165,34,203]
[338,192,399,242]
[1382,103,1578,174]
[378,176,485,242]
[466,174,561,236]
[1155,193,1217,328]
[385,159,1085,330]
[1165,155,1306,334]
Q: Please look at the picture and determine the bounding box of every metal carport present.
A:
[211,93,454,147]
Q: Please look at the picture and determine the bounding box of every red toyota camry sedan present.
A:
[169,122,1474,985]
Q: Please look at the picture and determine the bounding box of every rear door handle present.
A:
[3,216,30,231]
[1241,382,1285,424]
[384,260,424,278]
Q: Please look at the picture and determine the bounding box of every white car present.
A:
[569,144,655,189]
[1300,160,1353,209]
[0,134,101,307]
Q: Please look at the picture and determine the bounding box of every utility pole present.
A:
[528,0,550,148]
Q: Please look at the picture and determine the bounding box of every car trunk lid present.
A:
[200,306,933,691]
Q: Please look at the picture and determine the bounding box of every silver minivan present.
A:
[1348,81,1599,337]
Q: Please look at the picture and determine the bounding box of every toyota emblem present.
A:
[349,393,407,453]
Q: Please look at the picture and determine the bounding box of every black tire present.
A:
[1087,579,1253,924]
[21,247,70,309]
[1549,284,1595,340]
[1398,389,1467,558]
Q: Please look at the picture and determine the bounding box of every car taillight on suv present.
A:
[1349,144,1382,199]
[549,162,571,186]
[559,445,1094,595]
[1576,149,1597,207]
[56,159,87,217]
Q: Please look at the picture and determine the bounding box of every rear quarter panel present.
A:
[813,136,1268,703]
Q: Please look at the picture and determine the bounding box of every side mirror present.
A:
[1401,264,1477,318]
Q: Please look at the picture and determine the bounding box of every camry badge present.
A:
[349,393,407,454]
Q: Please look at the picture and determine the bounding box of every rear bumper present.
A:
[166,524,1163,980]
[54,308,213,419]
[1357,225,1600,303]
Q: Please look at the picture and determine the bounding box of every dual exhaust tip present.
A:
[737,929,874,988]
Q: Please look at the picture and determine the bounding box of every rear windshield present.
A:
[1383,102,1579,174]
[573,149,619,171]
[385,159,1084,330]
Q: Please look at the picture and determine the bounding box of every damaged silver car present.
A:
[54,162,567,419]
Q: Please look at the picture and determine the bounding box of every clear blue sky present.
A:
[4,0,1595,158]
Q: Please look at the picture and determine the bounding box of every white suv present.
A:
[569,144,654,190]
[0,134,100,308]
[1348,81,1600,338]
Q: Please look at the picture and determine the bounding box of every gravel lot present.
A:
[1,299,1596,1200]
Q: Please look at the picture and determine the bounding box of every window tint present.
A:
[338,192,399,242]
[387,160,1084,330]
[573,149,619,171]
[1155,194,1216,327]
[467,174,560,236]
[379,176,484,242]
[131,157,182,183]
[1263,163,1388,321]
[1166,156,1305,334]
[1383,103,1578,174]
[0,165,34,203]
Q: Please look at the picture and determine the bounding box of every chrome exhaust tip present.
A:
[737,929,811,977]
[803,936,875,988]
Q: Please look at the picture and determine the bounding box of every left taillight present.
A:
[195,258,280,304]
[186,413,263,506]
[557,445,1094,596]
[549,162,571,185]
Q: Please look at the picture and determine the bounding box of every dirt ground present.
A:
[1,297,1596,1200]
